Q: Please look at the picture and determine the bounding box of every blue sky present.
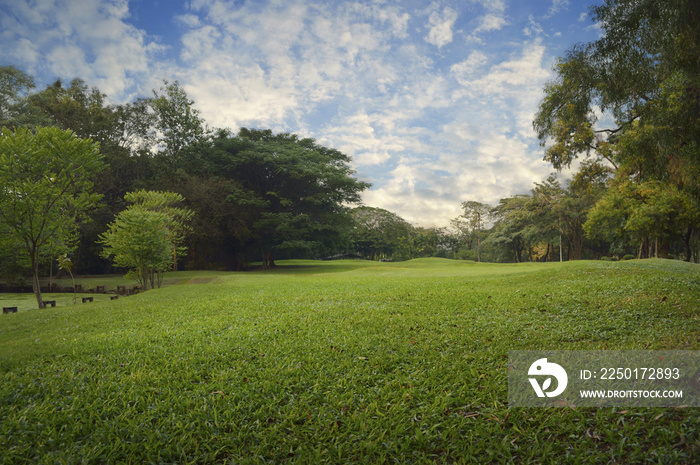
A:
[0,0,603,226]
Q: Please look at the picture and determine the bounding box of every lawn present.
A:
[0,258,698,464]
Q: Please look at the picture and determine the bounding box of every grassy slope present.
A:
[0,258,698,464]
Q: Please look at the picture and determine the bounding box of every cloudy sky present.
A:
[1,0,602,226]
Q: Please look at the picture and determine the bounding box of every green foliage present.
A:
[457,201,492,262]
[0,259,698,463]
[0,126,104,308]
[534,0,700,260]
[349,206,413,260]
[100,207,173,290]
[0,65,46,130]
[99,191,193,289]
[150,79,207,173]
[534,0,700,173]
[585,180,700,258]
[203,129,370,266]
[125,190,195,263]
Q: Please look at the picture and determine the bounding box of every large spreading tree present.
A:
[201,129,370,267]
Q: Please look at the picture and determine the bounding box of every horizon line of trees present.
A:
[1,0,699,293]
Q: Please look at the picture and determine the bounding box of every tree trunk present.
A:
[639,237,650,259]
[684,227,692,262]
[140,266,149,290]
[173,244,178,272]
[476,226,481,263]
[654,238,659,258]
[31,259,45,309]
[261,248,268,269]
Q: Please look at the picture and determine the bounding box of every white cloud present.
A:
[450,51,489,84]
[175,0,422,130]
[470,0,506,13]
[425,5,458,48]
[523,15,544,37]
[359,129,552,226]
[322,112,396,166]
[467,13,507,42]
[0,0,162,100]
[547,0,570,17]
[467,39,550,97]
[586,21,603,36]
[477,14,508,33]
[346,2,411,39]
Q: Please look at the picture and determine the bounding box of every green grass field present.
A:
[0,258,698,464]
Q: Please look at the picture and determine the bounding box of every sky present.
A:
[0,0,604,227]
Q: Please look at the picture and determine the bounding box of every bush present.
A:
[622,254,636,260]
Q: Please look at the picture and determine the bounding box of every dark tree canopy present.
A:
[201,129,370,267]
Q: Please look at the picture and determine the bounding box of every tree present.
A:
[487,196,531,262]
[349,206,413,260]
[534,0,700,258]
[100,208,174,290]
[530,175,565,261]
[17,77,160,272]
[562,160,612,259]
[208,129,370,266]
[99,190,193,289]
[122,190,194,271]
[0,127,104,308]
[458,201,492,262]
[172,172,254,270]
[0,65,47,129]
[150,80,207,173]
[534,0,699,173]
[585,180,699,258]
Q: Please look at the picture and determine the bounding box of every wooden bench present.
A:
[44,300,56,307]
[3,307,18,314]
[110,296,119,300]
[81,297,94,303]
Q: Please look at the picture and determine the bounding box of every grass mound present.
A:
[1,259,698,463]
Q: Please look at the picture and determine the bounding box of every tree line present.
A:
[1,0,698,304]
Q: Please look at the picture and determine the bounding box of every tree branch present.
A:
[594,114,641,135]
